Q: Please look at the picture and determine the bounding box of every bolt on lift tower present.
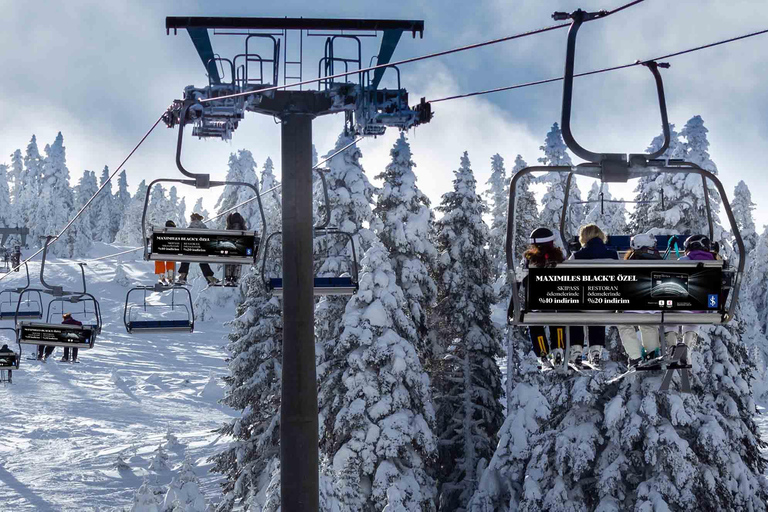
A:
[164,17,431,511]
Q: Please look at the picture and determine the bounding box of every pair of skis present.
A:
[607,344,691,392]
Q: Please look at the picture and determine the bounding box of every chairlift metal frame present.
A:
[0,263,43,320]
[141,106,268,267]
[505,9,747,392]
[124,283,195,333]
[14,237,102,349]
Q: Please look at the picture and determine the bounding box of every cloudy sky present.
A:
[1,0,767,229]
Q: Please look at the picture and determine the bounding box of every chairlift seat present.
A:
[0,309,42,320]
[125,319,193,333]
[269,276,357,296]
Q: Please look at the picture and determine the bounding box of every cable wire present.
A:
[199,0,644,104]
[430,26,768,103]
[0,112,166,283]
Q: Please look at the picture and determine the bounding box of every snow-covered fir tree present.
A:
[192,197,209,220]
[93,166,117,243]
[373,132,437,356]
[215,150,261,231]
[38,132,75,257]
[212,268,283,511]
[148,184,175,229]
[162,458,209,511]
[628,123,686,233]
[583,182,628,235]
[0,165,14,228]
[9,149,23,205]
[732,180,758,256]
[72,170,98,257]
[508,154,538,267]
[131,477,163,512]
[747,226,768,337]
[431,152,504,512]
[116,180,149,246]
[484,154,508,280]
[315,131,380,505]
[149,444,170,472]
[318,239,438,510]
[21,135,44,244]
[537,123,581,242]
[177,196,187,228]
[260,156,281,231]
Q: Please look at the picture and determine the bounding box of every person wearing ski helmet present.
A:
[617,233,663,368]
[567,224,618,367]
[662,234,715,357]
[520,227,568,367]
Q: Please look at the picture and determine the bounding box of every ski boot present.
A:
[205,275,220,286]
[549,348,565,367]
[176,273,188,285]
[569,345,584,369]
[587,346,602,368]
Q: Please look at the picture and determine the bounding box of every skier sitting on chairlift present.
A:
[177,213,220,286]
[617,233,663,368]
[155,220,177,286]
[568,224,619,367]
[662,234,715,363]
[223,211,247,287]
[520,227,569,367]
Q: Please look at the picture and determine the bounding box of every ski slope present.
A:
[0,244,238,511]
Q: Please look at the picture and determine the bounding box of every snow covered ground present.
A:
[0,244,238,511]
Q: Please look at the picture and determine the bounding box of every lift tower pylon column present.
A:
[280,112,318,509]
[165,17,431,511]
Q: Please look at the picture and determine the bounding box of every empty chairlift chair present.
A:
[261,229,359,296]
[124,283,195,333]
[0,263,43,321]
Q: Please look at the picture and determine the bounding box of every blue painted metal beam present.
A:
[371,29,403,90]
[186,28,220,85]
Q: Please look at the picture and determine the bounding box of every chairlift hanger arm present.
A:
[556,8,670,164]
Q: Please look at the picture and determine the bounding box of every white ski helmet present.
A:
[630,233,656,250]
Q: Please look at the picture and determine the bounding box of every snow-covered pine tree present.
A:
[537,123,581,242]
[37,133,75,257]
[148,184,175,229]
[628,123,686,233]
[177,196,187,228]
[431,151,504,512]
[215,150,261,231]
[260,157,281,232]
[21,135,44,244]
[93,166,117,243]
[162,458,209,511]
[9,149,23,205]
[113,169,132,235]
[583,183,628,236]
[374,132,437,356]
[0,165,14,229]
[167,186,187,227]
[508,155,538,267]
[318,239,437,510]
[115,180,149,246]
[72,171,98,257]
[484,154,509,281]
[131,477,163,512]
[731,180,758,256]
[211,269,282,512]
[149,444,170,472]
[747,226,768,337]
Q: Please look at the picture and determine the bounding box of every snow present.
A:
[0,245,237,510]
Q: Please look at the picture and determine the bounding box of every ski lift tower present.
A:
[165,17,431,511]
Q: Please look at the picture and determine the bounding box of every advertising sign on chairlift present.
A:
[19,323,94,348]
[150,227,259,264]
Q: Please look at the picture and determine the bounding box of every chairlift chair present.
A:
[46,294,103,335]
[16,239,102,351]
[141,106,267,273]
[505,9,746,392]
[124,283,195,333]
[0,327,19,383]
[0,263,43,320]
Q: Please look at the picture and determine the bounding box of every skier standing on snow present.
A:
[223,212,247,287]
[60,312,83,363]
[568,224,618,366]
[519,227,568,366]
[155,220,177,285]
[177,213,219,286]
[617,234,662,367]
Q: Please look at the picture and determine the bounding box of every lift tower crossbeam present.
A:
[166,17,430,512]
